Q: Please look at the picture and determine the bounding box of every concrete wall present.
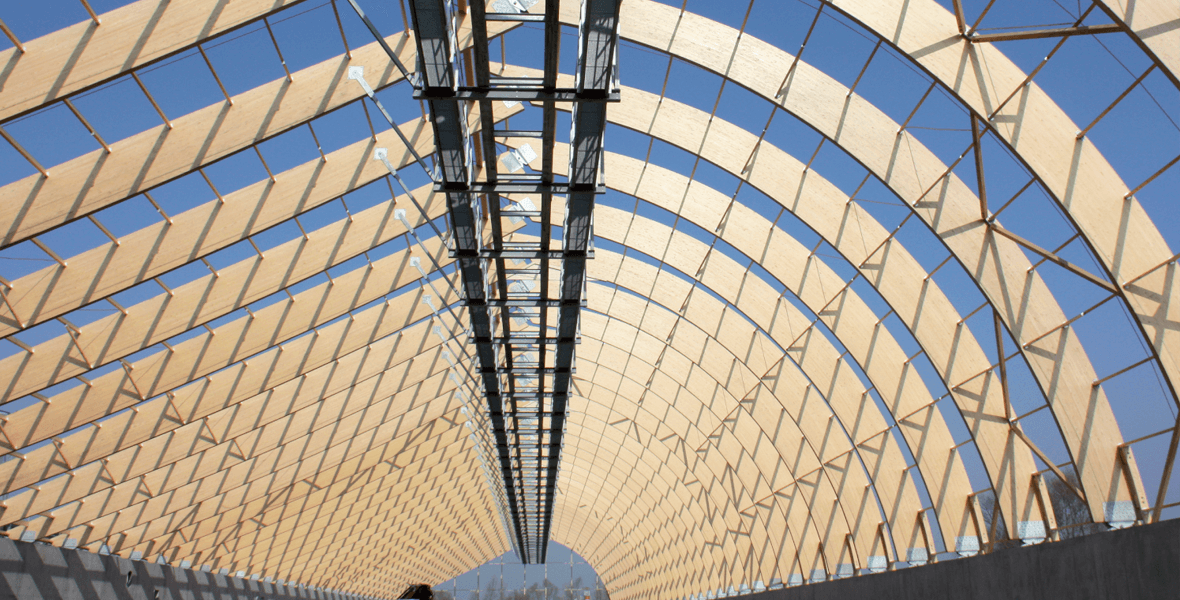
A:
[2,519,1176,599]
[0,537,382,600]
[745,518,1179,600]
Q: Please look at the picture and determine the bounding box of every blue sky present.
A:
[0,0,1177,580]
[436,542,605,599]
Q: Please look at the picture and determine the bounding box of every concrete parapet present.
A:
[0,536,380,599]
[745,518,1179,600]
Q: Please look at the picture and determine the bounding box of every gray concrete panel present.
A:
[743,519,1179,600]
[0,538,379,600]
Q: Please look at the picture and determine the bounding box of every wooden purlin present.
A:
[0,0,307,123]
[512,154,981,562]
[582,248,882,571]
[0,277,460,496]
[577,342,819,583]
[248,440,496,593]
[560,0,1165,528]
[817,0,1180,514]
[325,277,783,595]
[509,68,1127,532]
[554,407,754,596]
[0,187,449,402]
[567,243,912,590]
[46,380,470,554]
[1,327,456,536]
[36,411,481,578]
[0,103,507,339]
[506,142,978,551]
[222,435,490,590]
[0,162,516,595]
[492,277,835,595]
[0,235,458,476]
[78,407,491,589]
[556,367,796,594]
[0,180,520,459]
[301,436,509,589]
[0,10,513,251]
[315,471,503,594]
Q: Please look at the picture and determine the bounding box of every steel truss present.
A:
[404,0,621,563]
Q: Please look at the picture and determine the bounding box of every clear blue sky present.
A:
[435,542,605,598]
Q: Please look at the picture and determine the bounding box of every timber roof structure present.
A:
[0,0,1177,599]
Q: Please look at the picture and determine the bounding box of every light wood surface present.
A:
[506,53,1135,527]
[0,0,307,122]
[0,13,510,249]
[0,102,516,339]
[1096,0,1180,87]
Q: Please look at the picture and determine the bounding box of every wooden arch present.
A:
[0,0,1175,599]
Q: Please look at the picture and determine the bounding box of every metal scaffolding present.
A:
[404,0,621,563]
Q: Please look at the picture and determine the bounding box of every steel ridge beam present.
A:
[405,0,528,559]
[539,0,623,564]
[405,0,621,561]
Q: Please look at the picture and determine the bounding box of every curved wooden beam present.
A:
[1095,0,1180,88]
[0,189,447,401]
[511,73,1132,526]
[0,0,307,123]
[519,143,981,551]
[0,13,509,250]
